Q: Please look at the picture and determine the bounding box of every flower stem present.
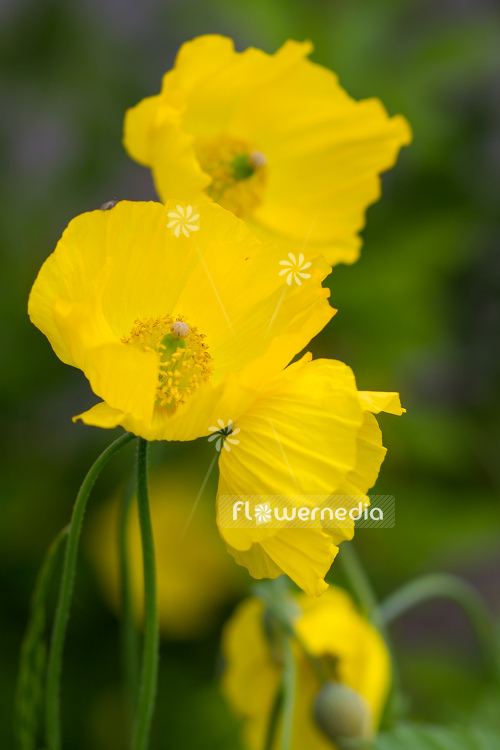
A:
[338,541,381,627]
[280,634,296,750]
[16,526,68,750]
[131,438,159,750]
[45,431,135,750]
[119,474,141,717]
[339,541,403,723]
[379,573,499,682]
[263,684,282,750]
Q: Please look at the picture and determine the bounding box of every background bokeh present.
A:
[1,0,500,747]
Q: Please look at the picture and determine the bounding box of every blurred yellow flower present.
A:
[222,586,390,749]
[28,199,333,440]
[88,469,244,639]
[217,361,404,596]
[124,35,411,266]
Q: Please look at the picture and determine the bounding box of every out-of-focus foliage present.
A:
[1,0,499,748]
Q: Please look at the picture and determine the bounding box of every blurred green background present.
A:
[1,0,500,747]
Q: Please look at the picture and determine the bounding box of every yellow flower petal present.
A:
[217,357,364,595]
[29,200,334,439]
[122,94,162,166]
[358,390,405,415]
[222,588,391,750]
[124,35,411,266]
[73,370,255,441]
[217,361,405,592]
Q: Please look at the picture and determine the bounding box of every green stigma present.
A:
[230,154,256,181]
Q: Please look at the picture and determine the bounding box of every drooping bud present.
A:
[313,681,374,745]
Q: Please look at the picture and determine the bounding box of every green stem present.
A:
[338,542,380,627]
[379,573,499,681]
[15,526,68,750]
[119,474,141,717]
[338,541,403,724]
[131,438,159,750]
[263,684,282,750]
[45,431,135,750]
[280,635,296,750]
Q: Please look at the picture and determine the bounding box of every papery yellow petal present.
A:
[74,370,255,441]
[217,357,364,594]
[358,390,405,415]
[123,94,162,165]
[124,35,411,266]
[231,529,336,598]
[31,200,334,440]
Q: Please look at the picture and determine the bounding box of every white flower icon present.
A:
[167,204,200,237]
[208,419,241,452]
[255,503,272,523]
[278,252,312,286]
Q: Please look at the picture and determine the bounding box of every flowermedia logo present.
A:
[254,503,272,523]
[218,495,395,529]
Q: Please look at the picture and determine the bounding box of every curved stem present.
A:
[119,475,141,717]
[45,431,135,750]
[379,573,499,681]
[132,438,159,750]
[280,634,296,750]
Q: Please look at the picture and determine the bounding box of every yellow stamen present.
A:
[194,134,267,217]
[122,315,213,411]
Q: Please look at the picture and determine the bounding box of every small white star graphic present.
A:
[278,253,312,286]
[208,419,241,452]
[167,204,200,237]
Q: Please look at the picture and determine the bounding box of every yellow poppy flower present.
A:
[28,199,333,441]
[124,35,411,266]
[217,356,404,597]
[88,469,244,639]
[222,586,390,750]
[28,199,403,595]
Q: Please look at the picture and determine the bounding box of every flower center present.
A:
[194,134,267,217]
[122,315,213,410]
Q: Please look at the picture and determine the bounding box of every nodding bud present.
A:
[313,682,374,745]
[249,150,267,168]
[171,320,190,339]
[100,199,118,211]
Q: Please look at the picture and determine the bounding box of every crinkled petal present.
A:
[217,357,365,594]
[359,391,405,415]
[30,200,334,440]
[124,35,411,266]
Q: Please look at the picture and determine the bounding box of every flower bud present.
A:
[313,681,373,744]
